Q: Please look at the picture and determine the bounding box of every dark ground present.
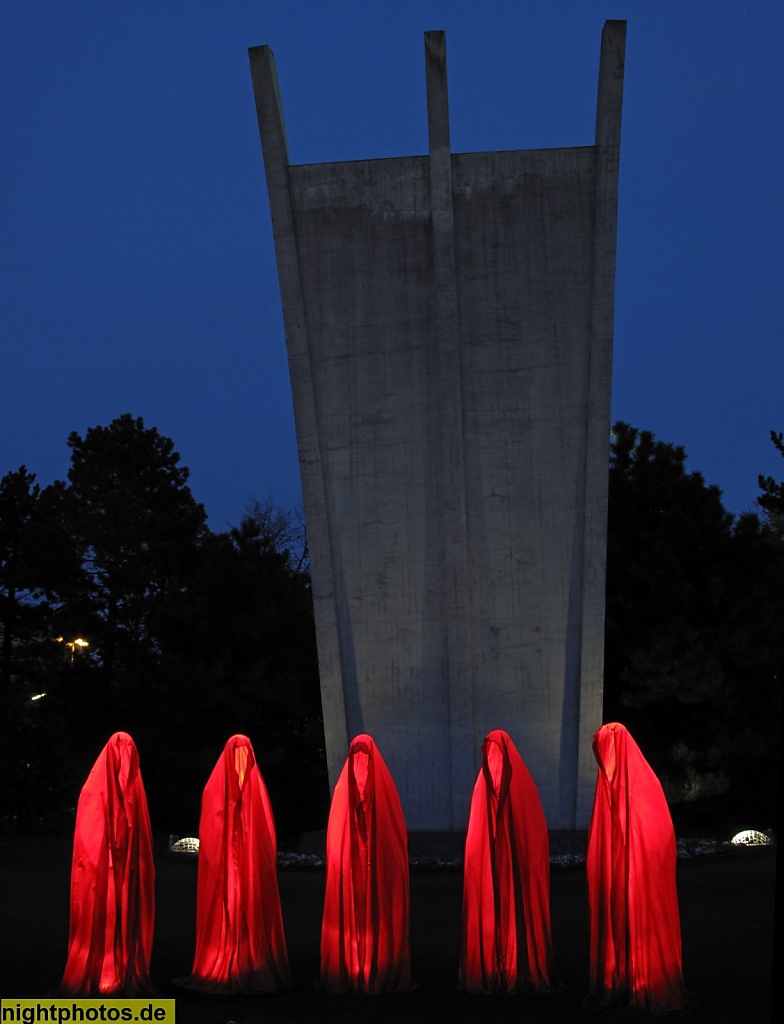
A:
[0,836,776,1024]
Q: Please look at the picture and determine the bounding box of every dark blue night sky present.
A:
[2,0,782,528]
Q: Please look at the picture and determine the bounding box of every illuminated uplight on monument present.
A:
[731,829,772,847]
[169,836,200,855]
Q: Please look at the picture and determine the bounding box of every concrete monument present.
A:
[249,23,625,830]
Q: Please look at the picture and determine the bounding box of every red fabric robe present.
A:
[60,732,155,996]
[459,728,556,994]
[179,734,291,993]
[320,734,413,994]
[587,722,687,1013]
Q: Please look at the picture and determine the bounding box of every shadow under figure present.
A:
[459,728,558,994]
[586,722,696,1014]
[320,733,414,994]
[175,734,291,994]
[59,731,155,997]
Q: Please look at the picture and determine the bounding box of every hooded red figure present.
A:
[60,731,155,996]
[320,734,413,994]
[587,722,687,1014]
[459,728,556,994]
[178,734,291,993]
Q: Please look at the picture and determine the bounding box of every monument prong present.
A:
[572,20,627,823]
[249,44,351,770]
[424,29,475,826]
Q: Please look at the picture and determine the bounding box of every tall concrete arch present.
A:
[249,23,625,830]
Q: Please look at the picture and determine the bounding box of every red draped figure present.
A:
[459,728,557,994]
[178,734,291,993]
[320,734,413,994]
[587,722,688,1014]
[60,731,155,996]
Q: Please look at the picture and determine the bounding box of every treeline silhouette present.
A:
[1,416,781,838]
[1,414,325,841]
[604,423,782,834]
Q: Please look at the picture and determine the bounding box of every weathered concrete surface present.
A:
[249,23,625,830]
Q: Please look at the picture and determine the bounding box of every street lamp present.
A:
[56,636,90,664]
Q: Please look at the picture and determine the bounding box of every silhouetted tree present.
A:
[152,512,325,839]
[60,414,208,687]
[605,422,782,831]
[245,492,309,574]
[0,469,84,695]
[0,468,94,830]
[716,511,783,828]
[1,417,209,831]
[0,467,44,694]
[1,420,327,838]
[757,429,784,537]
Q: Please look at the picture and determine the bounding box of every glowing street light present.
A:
[56,636,90,664]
